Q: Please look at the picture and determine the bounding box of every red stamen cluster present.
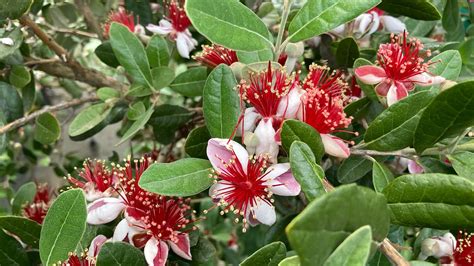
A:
[369,7,385,16]
[238,62,293,118]
[301,64,352,134]
[444,230,474,266]
[377,32,432,82]
[166,0,191,32]
[68,159,115,193]
[209,149,273,229]
[62,254,92,266]
[103,7,136,38]
[194,44,238,68]
[23,183,50,224]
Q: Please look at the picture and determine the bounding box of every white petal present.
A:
[253,200,276,226]
[207,138,249,174]
[0,37,14,46]
[87,197,125,225]
[236,107,260,136]
[380,15,406,33]
[330,24,345,36]
[356,13,373,34]
[167,234,192,260]
[176,32,197,59]
[254,119,279,163]
[264,164,301,196]
[320,134,350,158]
[112,219,130,242]
[276,85,305,119]
[88,235,107,258]
[144,238,169,266]
[146,21,173,35]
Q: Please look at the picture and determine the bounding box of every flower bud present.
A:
[284,42,305,58]
[419,233,455,260]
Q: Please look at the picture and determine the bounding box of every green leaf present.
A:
[170,67,208,97]
[185,126,211,159]
[241,242,286,266]
[203,64,240,138]
[96,242,147,266]
[0,28,23,60]
[127,102,146,121]
[152,66,175,90]
[337,156,373,183]
[40,189,87,266]
[117,105,154,145]
[146,35,170,68]
[150,104,192,144]
[185,0,272,51]
[0,229,30,266]
[288,0,381,42]
[69,103,111,137]
[109,23,153,88]
[324,225,372,266]
[289,141,326,201]
[9,65,31,88]
[447,152,474,181]
[191,236,217,263]
[0,0,33,20]
[237,49,273,64]
[442,0,459,33]
[336,38,359,69]
[459,38,474,66]
[383,174,474,230]
[404,18,436,37]
[0,216,41,248]
[279,256,300,266]
[11,182,36,215]
[378,0,441,21]
[364,91,436,151]
[344,97,371,121]
[429,50,462,81]
[125,0,152,26]
[286,185,390,266]
[97,87,120,101]
[95,42,120,68]
[139,158,213,197]
[281,120,324,164]
[34,112,60,145]
[414,81,474,153]
[21,72,36,112]
[372,161,394,193]
[0,81,23,122]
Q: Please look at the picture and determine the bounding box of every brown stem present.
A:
[74,0,104,40]
[350,148,416,159]
[0,96,98,135]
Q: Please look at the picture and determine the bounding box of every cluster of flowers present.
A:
[62,155,195,266]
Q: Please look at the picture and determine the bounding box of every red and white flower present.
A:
[103,7,145,39]
[298,64,354,158]
[146,0,197,58]
[193,44,239,68]
[206,138,301,229]
[420,231,474,266]
[22,183,51,224]
[62,235,107,266]
[355,32,445,106]
[68,159,117,201]
[355,8,405,37]
[237,62,303,161]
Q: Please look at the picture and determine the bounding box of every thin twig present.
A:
[0,96,99,135]
[24,58,60,66]
[274,0,292,61]
[350,148,416,159]
[42,22,98,38]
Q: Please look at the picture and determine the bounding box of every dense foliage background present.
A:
[1,0,474,265]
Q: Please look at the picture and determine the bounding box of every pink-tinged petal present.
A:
[354,65,387,85]
[144,238,169,266]
[87,197,125,225]
[176,33,191,59]
[237,107,260,136]
[330,24,345,36]
[262,163,302,196]
[402,82,415,91]
[254,119,279,163]
[356,13,376,35]
[113,219,129,242]
[380,15,406,33]
[387,82,408,106]
[375,80,392,96]
[134,25,146,35]
[431,75,446,85]
[88,235,107,258]
[167,234,192,260]
[208,181,232,201]
[320,134,350,158]
[253,200,276,226]
[146,21,173,35]
[276,84,306,119]
[406,73,432,86]
[367,12,381,35]
[207,138,249,174]
[408,160,424,174]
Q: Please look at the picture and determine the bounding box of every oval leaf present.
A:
[448,151,474,181]
[185,0,272,51]
[281,120,324,164]
[383,174,474,230]
[69,103,111,137]
[288,0,381,42]
[185,126,211,159]
[117,105,154,145]
[0,0,33,20]
[337,155,373,183]
[0,229,30,265]
[34,112,61,145]
[286,185,390,266]
[378,0,441,21]
[170,67,208,97]
[290,141,326,201]
[323,225,372,266]
[9,65,31,89]
[0,216,41,248]
[414,81,474,153]
[336,37,359,69]
[429,50,462,81]
[241,242,286,266]
[203,64,240,138]
[0,81,23,122]
[364,91,436,151]
[372,161,394,193]
[11,182,36,215]
[139,158,213,197]
[96,242,146,265]
[39,189,87,266]
[146,35,170,68]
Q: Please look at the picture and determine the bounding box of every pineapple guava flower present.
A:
[22,183,51,224]
[68,159,117,201]
[193,44,239,68]
[103,7,145,38]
